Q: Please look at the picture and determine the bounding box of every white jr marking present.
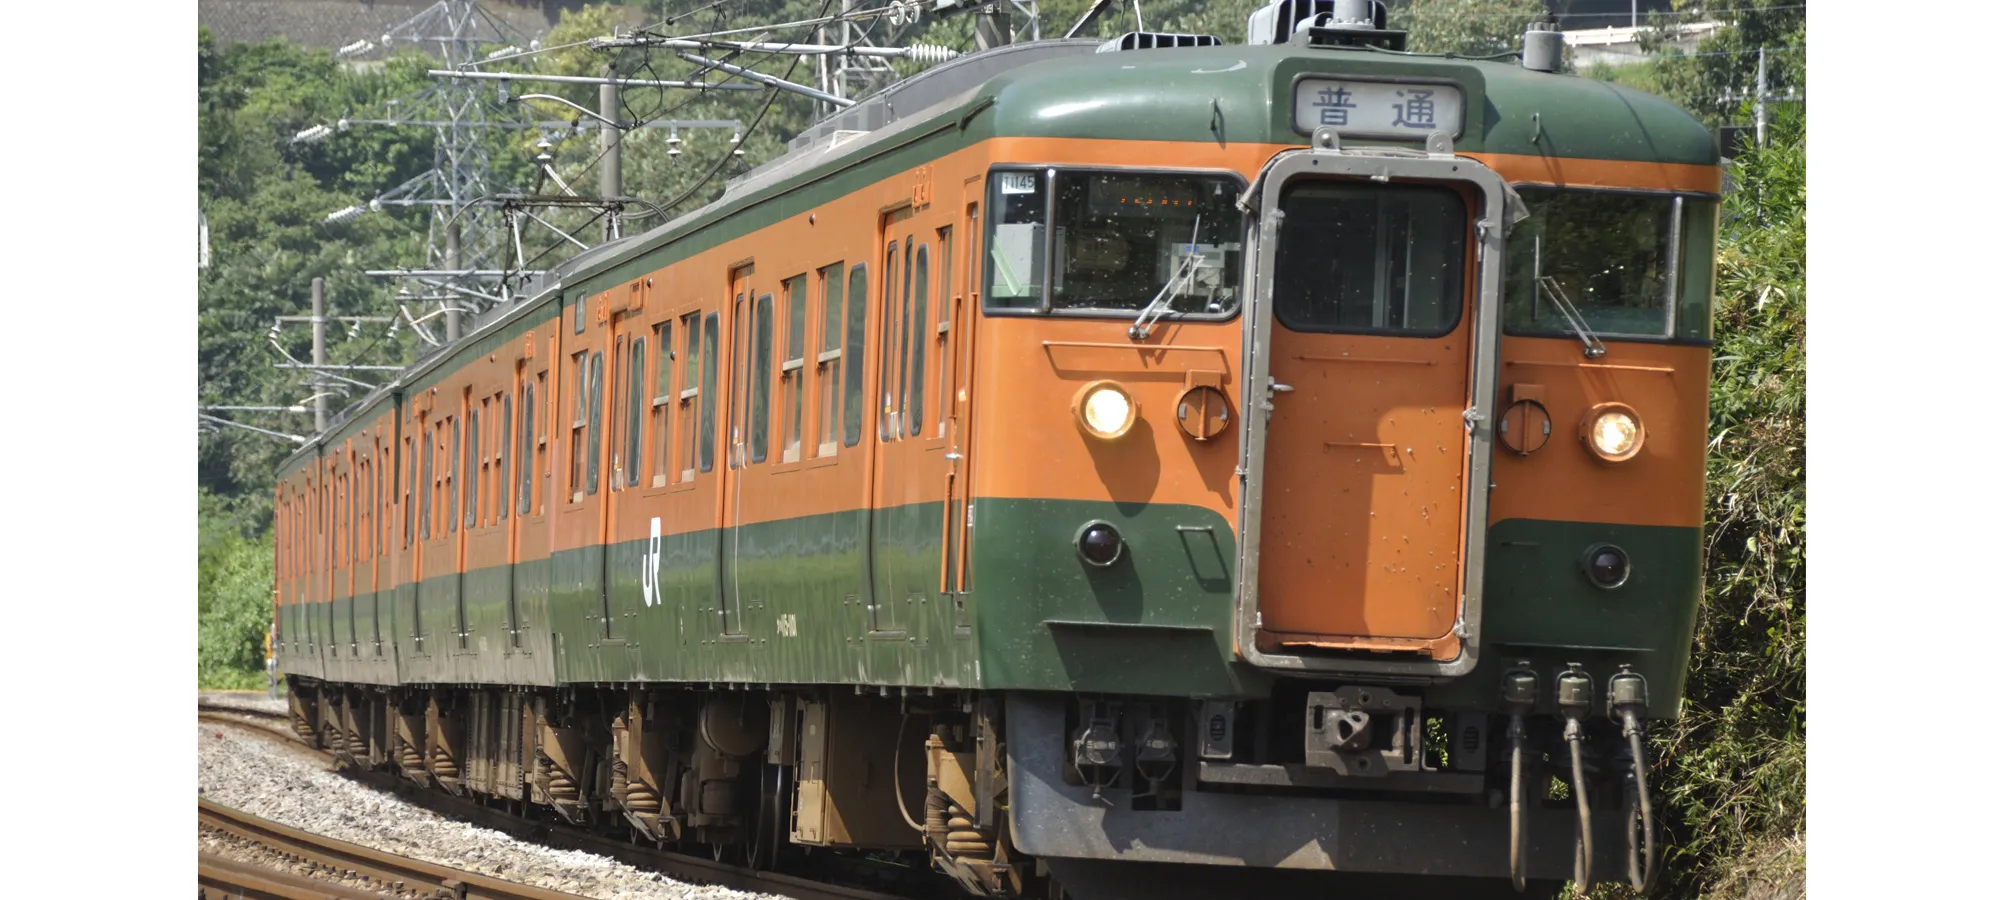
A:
[641,517,663,607]
[776,614,798,637]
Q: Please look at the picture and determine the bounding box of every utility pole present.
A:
[310,277,328,434]
[601,70,622,241]
[1754,47,1767,147]
[444,224,463,342]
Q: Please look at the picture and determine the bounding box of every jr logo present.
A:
[640,517,663,607]
[775,614,798,637]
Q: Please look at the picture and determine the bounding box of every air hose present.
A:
[1556,666,1595,892]
[1624,726,1657,892]
[1509,716,1526,893]
[1500,669,1539,894]
[1608,666,1656,893]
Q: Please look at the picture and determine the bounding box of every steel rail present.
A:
[198,851,384,900]
[200,799,596,900]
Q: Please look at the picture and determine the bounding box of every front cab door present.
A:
[1238,148,1509,679]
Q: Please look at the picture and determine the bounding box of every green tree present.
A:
[1644,0,1806,128]
[199,488,277,688]
[1395,0,1547,57]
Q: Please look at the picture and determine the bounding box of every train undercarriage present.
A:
[286,676,1630,900]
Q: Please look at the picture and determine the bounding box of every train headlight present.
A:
[1073,380,1138,440]
[1581,403,1644,462]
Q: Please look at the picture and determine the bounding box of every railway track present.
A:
[200,799,597,900]
[199,703,916,900]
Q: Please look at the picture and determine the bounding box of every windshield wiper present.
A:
[1129,215,1204,341]
[1536,275,1607,359]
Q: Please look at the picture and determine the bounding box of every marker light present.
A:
[1073,380,1138,440]
[1076,521,1125,567]
[1583,544,1631,589]
[1581,403,1644,462]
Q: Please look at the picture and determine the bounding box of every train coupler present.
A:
[1302,686,1423,776]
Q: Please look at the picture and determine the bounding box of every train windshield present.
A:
[985,169,1244,316]
[1504,188,1700,339]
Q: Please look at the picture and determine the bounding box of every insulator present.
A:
[903,44,958,65]
[292,124,333,145]
[323,206,365,225]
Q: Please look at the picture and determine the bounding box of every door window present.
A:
[1273,182,1466,335]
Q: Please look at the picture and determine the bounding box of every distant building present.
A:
[1566,19,1726,68]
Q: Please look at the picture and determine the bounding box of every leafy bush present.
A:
[198,490,274,689]
[1587,108,1805,900]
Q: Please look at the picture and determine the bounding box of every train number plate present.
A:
[998,172,1039,195]
[1292,78,1464,139]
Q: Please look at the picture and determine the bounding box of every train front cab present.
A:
[990,143,1714,900]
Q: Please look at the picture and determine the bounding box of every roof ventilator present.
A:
[1096,32,1222,53]
[1248,0,1405,51]
[1521,23,1564,73]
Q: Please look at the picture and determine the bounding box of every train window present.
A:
[936,227,952,439]
[1678,198,1719,342]
[586,351,604,495]
[751,293,774,464]
[1504,188,1679,339]
[782,275,807,463]
[626,337,646,488]
[404,436,416,546]
[380,447,390,553]
[466,408,481,528]
[897,238,914,436]
[880,242,900,442]
[497,394,511,520]
[909,243,928,438]
[700,312,719,473]
[985,170,1047,309]
[653,321,673,486]
[985,169,1244,318]
[681,314,701,481]
[609,339,625,493]
[448,416,461,533]
[842,266,867,448]
[420,427,433,541]
[517,383,535,516]
[1049,171,1244,315]
[1274,181,1465,336]
[815,264,845,457]
[570,353,587,501]
[574,296,586,334]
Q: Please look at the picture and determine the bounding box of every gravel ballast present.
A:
[197,722,782,900]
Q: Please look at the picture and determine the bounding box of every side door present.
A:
[415,388,467,669]
[397,401,427,665]
[940,195,980,633]
[554,294,611,674]
[509,336,556,682]
[718,265,758,637]
[602,297,654,654]
[867,213,914,636]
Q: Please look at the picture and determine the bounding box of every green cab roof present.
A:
[979,42,1717,166]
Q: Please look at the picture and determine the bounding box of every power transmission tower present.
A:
[344,1,528,324]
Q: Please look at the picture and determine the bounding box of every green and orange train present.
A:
[274,6,1717,898]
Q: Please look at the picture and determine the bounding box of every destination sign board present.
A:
[1292,78,1465,140]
